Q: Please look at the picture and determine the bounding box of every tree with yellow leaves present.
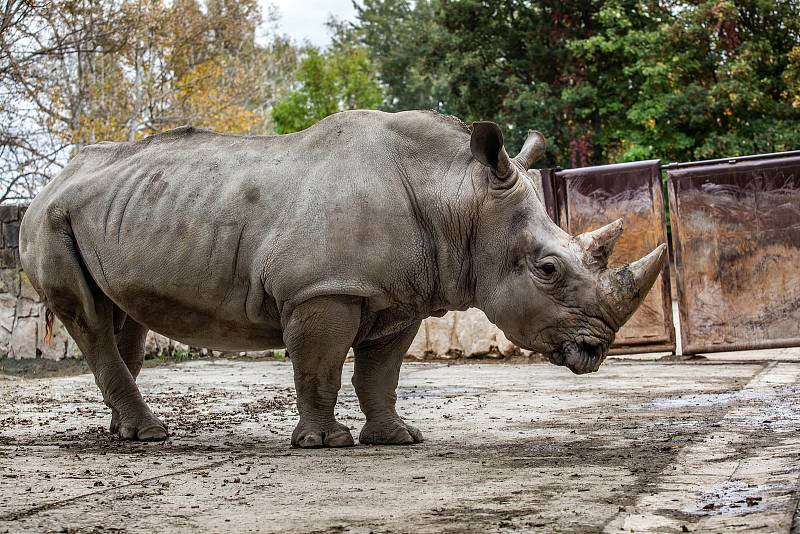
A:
[0,0,298,200]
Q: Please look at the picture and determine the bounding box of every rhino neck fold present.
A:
[421,163,482,315]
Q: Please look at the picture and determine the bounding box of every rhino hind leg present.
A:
[284,296,360,448]
[27,219,167,442]
[110,318,151,435]
[116,316,149,379]
[353,321,423,445]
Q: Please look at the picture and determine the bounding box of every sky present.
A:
[265,0,358,48]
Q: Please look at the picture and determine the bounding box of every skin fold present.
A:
[19,110,665,446]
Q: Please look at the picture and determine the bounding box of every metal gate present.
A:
[667,153,800,354]
[545,160,675,354]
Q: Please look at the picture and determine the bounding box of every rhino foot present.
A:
[359,418,423,445]
[110,407,168,442]
[291,421,354,448]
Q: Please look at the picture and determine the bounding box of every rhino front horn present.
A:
[606,243,668,325]
[576,218,624,270]
[629,243,667,294]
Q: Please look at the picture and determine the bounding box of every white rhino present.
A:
[20,110,665,447]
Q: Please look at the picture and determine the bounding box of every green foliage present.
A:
[9,0,800,192]
[271,35,383,134]
[270,350,289,362]
[356,0,444,110]
[354,0,800,167]
[589,0,800,163]
[142,345,196,367]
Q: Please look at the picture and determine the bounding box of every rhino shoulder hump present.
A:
[141,125,203,141]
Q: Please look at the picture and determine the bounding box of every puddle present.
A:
[644,390,765,410]
[685,480,779,516]
[398,386,484,400]
[640,384,800,412]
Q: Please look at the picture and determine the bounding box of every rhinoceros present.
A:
[20,110,666,447]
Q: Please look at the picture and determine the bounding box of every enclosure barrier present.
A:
[666,152,800,354]
[541,150,800,355]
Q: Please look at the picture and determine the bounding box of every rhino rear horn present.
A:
[514,130,546,169]
[576,218,624,270]
[470,121,512,181]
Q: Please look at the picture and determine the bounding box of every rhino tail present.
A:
[43,308,55,346]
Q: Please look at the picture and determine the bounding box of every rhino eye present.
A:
[539,261,556,276]
[532,256,561,282]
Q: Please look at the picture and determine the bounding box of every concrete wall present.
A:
[0,205,526,360]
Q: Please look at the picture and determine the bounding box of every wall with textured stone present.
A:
[0,204,525,360]
[0,205,80,360]
[407,310,524,360]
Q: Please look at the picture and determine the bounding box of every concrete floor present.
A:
[1,357,799,533]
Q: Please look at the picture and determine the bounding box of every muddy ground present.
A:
[1,357,799,533]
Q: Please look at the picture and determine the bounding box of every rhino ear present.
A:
[470,121,513,183]
[514,130,546,169]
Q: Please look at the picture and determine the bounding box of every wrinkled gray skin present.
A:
[19,110,665,447]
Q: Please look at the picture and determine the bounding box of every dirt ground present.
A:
[1,355,799,533]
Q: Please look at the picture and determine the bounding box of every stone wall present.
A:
[407,310,522,359]
[0,205,81,360]
[0,204,522,361]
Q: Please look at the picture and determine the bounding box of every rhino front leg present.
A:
[284,296,361,448]
[353,321,423,445]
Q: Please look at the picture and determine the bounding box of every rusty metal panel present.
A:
[554,160,675,353]
[668,155,800,354]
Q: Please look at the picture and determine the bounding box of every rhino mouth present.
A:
[547,340,608,375]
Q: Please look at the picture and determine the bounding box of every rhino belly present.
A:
[115,288,285,351]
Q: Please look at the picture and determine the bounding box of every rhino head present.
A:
[469,121,666,374]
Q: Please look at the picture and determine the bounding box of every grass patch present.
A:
[143,345,203,367]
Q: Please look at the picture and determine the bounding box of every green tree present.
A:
[571,0,800,163]
[356,0,617,165]
[354,0,800,167]
[356,0,443,110]
[271,36,383,134]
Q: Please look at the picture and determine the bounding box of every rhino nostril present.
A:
[556,340,607,373]
[579,341,604,366]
